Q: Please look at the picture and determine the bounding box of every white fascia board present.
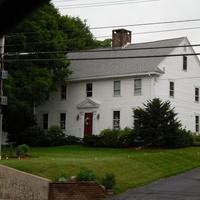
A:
[67,72,162,82]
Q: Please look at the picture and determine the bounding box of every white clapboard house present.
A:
[35,29,200,138]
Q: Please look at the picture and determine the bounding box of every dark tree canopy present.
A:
[3,2,109,144]
[133,98,182,147]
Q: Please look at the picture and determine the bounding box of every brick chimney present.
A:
[112,29,132,48]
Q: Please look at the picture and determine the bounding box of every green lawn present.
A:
[1,145,200,194]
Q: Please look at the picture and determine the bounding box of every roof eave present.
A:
[67,71,163,82]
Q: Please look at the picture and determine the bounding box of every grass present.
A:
[1,145,200,194]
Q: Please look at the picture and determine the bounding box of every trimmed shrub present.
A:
[16,144,30,156]
[76,168,97,182]
[46,125,67,146]
[118,127,133,147]
[99,128,120,148]
[22,126,47,147]
[65,135,81,145]
[82,135,100,147]
[193,133,200,146]
[162,129,194,148]
[102,173,116,190]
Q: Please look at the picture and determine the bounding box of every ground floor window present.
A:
[42,113,48,129]
[60,113,66,129]
[113,111,120,129]
[196,116,199,132]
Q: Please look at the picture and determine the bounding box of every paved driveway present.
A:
[106,167,200,200]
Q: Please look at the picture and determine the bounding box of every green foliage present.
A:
[16,144,30,156]
[101,173,116,189]
[133,98,182,147]
[76,168,97,182]
[54,173,70,182]
[162,129,194,148]
[118,127,134,147]
[99,128,120,148]
[82,135,100,147]
[65,135,81,145]
[46,125,66,146]
[193,133,200,146]
[22,126,47,147]
[1,145,200,194]
[82,127,134,148]
[3,3,104,144]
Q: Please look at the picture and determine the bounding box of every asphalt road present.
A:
[106,167,200,200]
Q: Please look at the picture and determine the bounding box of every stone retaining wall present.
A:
[0,165,107,200]
[0,165,51,200]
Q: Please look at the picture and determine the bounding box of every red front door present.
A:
[84,113,93,135]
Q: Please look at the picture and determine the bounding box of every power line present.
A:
[4,52,200,62]
[91,18,200,30]
[4,43,200,56]
[6,18,200,37]
[53,0,159,9]
[4,26,200,48]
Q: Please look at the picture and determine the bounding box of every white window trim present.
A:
[113,80,121,97]
[169,80,175,98]
[134,79,142,96]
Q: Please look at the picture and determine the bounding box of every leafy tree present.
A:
[3,2,107,144]
[133,98,182,147]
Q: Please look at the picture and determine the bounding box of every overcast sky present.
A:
[52,0,200,54]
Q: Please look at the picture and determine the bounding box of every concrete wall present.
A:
[0,165,107,200]
[0,165,51,200]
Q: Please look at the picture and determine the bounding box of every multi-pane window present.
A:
[113,111,120,129]
[195,88,199,102]
[86,83,92,97]
[60,113,66,129]
[60,85,67,99]
[43,113,48,129]
[183,55,187,71]
[169,81,174,97]
[195,116,199,132]
[134,79,142,95]
[114,81,120,96]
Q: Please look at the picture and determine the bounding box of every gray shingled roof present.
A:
[67,37,186,81]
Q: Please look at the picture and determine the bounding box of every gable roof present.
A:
[67,37,186,81]
[77,98,100,109]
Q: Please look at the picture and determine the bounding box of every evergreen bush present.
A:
[102,172,116,190]
[22,126,47,147]
[76,168,97,182]
[46,125,66,146]
[99,128,119,148]
[82,135,100,147]
[118,127,133,147]
[16,144,30,156]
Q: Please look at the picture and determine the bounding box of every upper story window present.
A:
[183,55,187,71]
[61,85,67,99]
[134,79,142,95]
[113,111,120,129]
[60,113,66,129]
[195,88,199,102]
[195,116,199,132]
[42,113,48,129]
[114,80,121,96]
[169,81,174,97]
[86,83,92,97]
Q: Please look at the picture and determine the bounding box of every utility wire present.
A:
[6,18,200,36]
[4,52,200,62]
[4,26,200,48]
[4,44,200,56]
[53,0,159,9]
